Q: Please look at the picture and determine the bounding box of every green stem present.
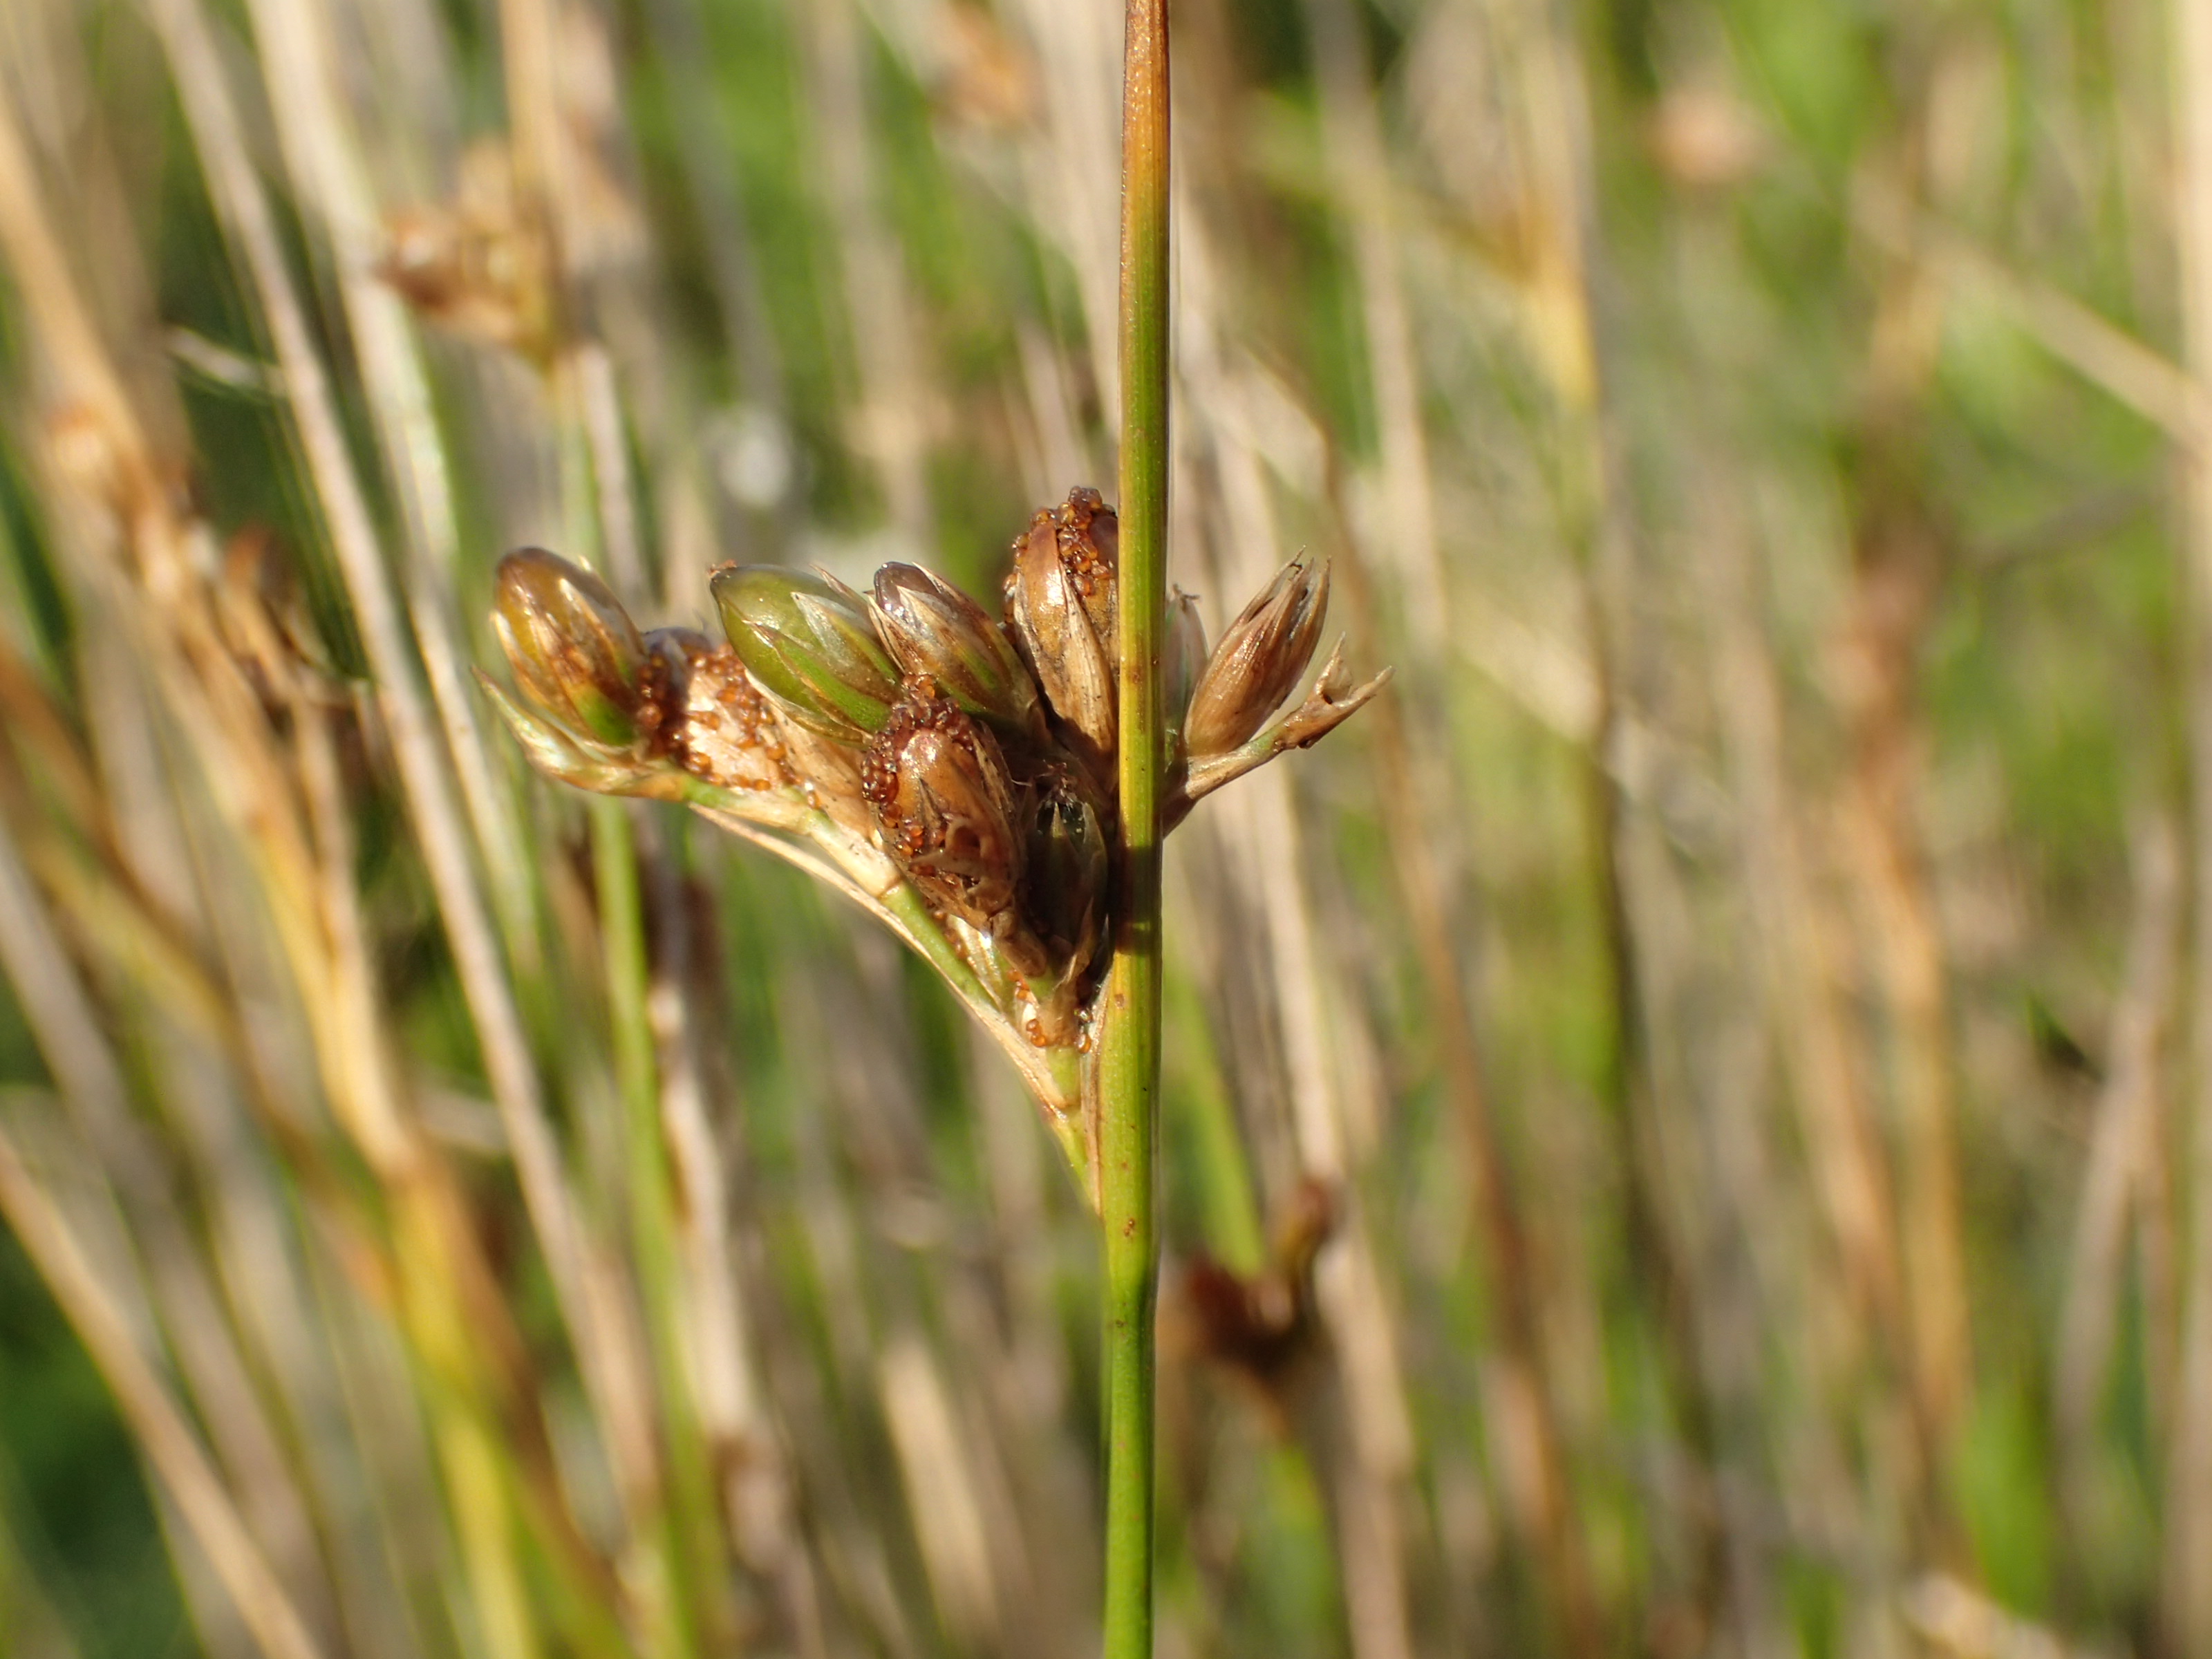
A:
[1100,2,1169,1656]
[590,798,711,1659]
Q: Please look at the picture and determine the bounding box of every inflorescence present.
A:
[483,488,1389,1201]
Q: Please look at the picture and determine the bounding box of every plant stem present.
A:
[2168,0,2212,1640]
[591,798,713,1659]
[1100,2,1169,1655]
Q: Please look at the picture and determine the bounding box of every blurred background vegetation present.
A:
[0,0,2200,1653]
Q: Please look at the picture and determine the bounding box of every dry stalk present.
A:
[143,0,606,1396]
[2056,814,2182,1536]
[0,1109,326,1659]
[1700,427,1908,1343]
[1296,0,1447,651]
[241,0,538,964]
[1834,95,1972,1474]
[1328,492,1594,1653]
[2166,0,2212,1638]
[803,0,934,546]
[1168,200,1421,1648]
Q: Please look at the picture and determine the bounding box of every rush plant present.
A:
[485,21,1385,1635]
[483,498,1387,1203]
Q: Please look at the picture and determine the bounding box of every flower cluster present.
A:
[483,488,1388,1192]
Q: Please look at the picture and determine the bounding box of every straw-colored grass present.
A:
[0,0,2198,1653]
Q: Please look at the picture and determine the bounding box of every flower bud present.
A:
[711,564,901,744]
[644,628,794,794]
[1183,554,1330,759]
[860,679,1028,944]
[1005,489,1118,776]
[494,547,651,749]
[870,562,1047,742]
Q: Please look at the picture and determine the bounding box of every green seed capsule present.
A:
[712,564,901,744]
[494,547,651,749]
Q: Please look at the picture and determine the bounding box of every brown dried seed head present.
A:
[1183,554,1331,759]
[870,561,1047,740]
[645,629,793,793]
[861,679,1028,940]
[1005,488,1120,778]
[1051,486,1118,645]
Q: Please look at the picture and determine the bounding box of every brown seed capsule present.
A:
[1005,488,1120,778]
[644,628,793,794]
[871,562,1047,741]
[861,678,1029,941]
[494,547,651,749]
[1053,486,1118,645]
[1183,554,1331,759]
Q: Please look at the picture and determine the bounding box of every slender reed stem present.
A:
[0,1113,326,1659]
[1100,2,1168,1653]
[2167,0,2212,1640]
[144,0,600,1393]
[592,798,713,1659]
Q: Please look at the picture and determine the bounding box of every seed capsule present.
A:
[1005,488,1119,776]
[860,679,1029,943]
[712,564,901,744]
[494,547,651,749]
[870,562,1047,742]
[1183,554,1330,759]
[644,628,793,794]
[1053,486,1118,645]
